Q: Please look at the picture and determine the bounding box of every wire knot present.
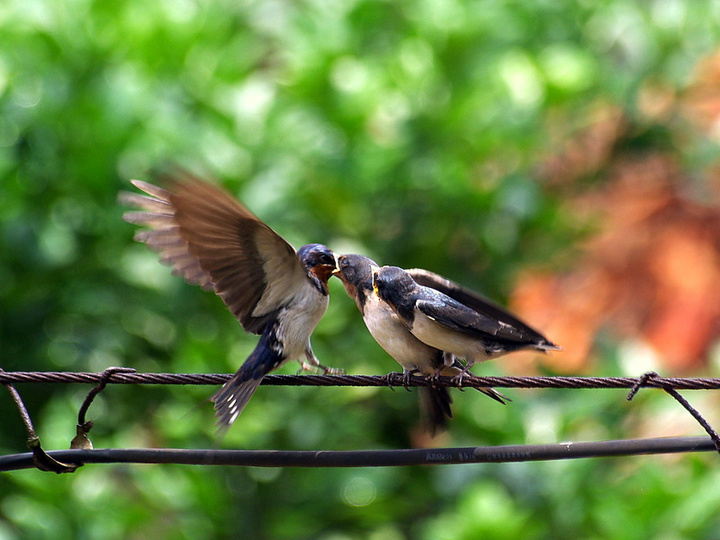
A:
[627,371,660,401]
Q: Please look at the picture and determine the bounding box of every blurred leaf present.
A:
[2,0,720,538]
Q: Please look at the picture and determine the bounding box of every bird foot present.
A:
[297,361,344,375]
[426,370,443,388]
[401,371,416,392]
[320,365,345,375]
[451,368,474,391]
[382,372,400,391]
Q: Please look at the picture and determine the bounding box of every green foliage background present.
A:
[2,1,720,538]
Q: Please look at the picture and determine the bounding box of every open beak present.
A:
[310,263,337,282]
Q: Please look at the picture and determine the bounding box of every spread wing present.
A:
[410,269,558,349]
[120,181,214,290]
[121,174,309,334]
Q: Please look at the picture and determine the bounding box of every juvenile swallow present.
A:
[334,254,507,435]
[373,265,559,382]
[120,174,338,427]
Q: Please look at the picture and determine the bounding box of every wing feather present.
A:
[408,268,558,349]
[415,293,531,344]
[121,173,309,334]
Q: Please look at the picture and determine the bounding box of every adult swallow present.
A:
[334,254,507,435]
[373,265,559,383]
[120,174,338,427]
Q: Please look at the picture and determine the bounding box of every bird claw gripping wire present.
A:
[71,367,137,450]
[627,371,720,455]
[381,372,403,391]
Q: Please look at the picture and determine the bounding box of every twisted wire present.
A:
[1,370,720,390]
[2,369,719,472]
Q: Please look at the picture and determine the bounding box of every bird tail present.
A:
[419,386,453,437]
[211,373,264,428]
[440,358,511,405]
[475,386,511,405]
[211,332,283,428]
[537,339,562,353]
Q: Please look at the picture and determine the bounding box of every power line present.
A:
[2,370,720,390]
[0,437,715,472]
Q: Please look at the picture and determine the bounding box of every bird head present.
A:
[298,243,337,283]
[332,254,378,306]
[333,254,377,287]
[373,265,416,303]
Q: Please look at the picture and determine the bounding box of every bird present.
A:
[333,254,508,435]
[373,265,559,384]
[120,174,339,427]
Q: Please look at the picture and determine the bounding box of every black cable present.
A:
[0,437,714,472]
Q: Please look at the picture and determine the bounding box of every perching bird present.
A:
[334,254,507,435]
[373,265,559,383]
[120,174,339,427]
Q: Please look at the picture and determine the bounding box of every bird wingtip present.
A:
[539,340,562,353]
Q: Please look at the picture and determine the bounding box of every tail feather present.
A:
[211,373,264,427]
[419,386,453,437]
[476,386,511,405]
[538,340,562,352]
[210,328,284,428]
[440,360,511,404]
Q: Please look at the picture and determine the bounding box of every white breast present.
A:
[409,310,490,365]
[363,294,439,374]
[274,283,329,361]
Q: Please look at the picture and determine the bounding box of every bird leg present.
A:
[427,367,444,388]
[296,360,344,375]
[402,369,421,391]
[299,345,344,375]
[450,363,475,389]
[319,364,344,375]
[296,361,313,375]
[382,372,399,390]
